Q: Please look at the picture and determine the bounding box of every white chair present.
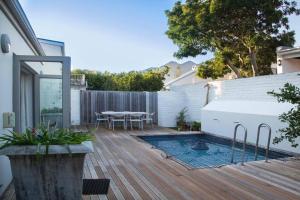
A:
[129,113,143,130]
[111,114,126,131]
[95,112,110,128]
[142,112,155,128]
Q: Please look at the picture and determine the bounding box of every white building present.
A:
[0,0,70,195]
[276,46,300,74]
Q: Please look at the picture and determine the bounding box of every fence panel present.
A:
[80,90,157,124]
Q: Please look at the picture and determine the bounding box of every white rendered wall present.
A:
[203,72,300,153]
[158,91,185,127]
[71,89,81,125]
[167,72,205,88]
[158,83,207,127]
[277,58,300,74]
[158,72,300,153]
[0,9,36,195]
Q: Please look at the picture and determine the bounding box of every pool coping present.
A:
[132,132,299,170]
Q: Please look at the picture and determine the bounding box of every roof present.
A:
[38,38,65,56]
[1,0,45,56]
[165,69,196,87]
[38,38,64,46]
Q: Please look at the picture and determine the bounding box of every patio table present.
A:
[101,111,148,130]
[102,111,147,116]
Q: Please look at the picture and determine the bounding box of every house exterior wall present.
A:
[39,41,64,56]
[167,72,205,88]
[71,89,81,125]
[277,58,300,74]
[0,8,36,195]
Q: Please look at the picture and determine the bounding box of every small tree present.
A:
[268,83,300,147]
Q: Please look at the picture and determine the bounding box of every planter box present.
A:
[0,142,93,200]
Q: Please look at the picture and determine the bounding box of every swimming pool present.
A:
[138,134,291,169]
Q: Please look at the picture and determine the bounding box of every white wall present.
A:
[277,58,300,74]
[203,72,300,153]
[208,72,300,102]
[158,72,300,153]
[71,89,80,125]
[158,91,185,127]
[202,101,299,153]
[0,9,36,195]
[167,71,205,88]
[158,83,207,127]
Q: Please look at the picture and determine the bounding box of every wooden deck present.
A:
[2,127,300,200]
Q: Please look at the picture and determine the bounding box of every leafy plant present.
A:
[191,121,201,131]
[176,107,188,131]
[41,107,63,114]
[268,82,300,147]
[0,127,94,154]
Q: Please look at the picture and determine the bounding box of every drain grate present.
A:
[82,179,110,195]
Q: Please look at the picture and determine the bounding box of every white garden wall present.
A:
[157,72,300,153]
[158,91,185,127]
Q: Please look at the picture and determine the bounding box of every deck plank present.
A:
[1,127,300,200]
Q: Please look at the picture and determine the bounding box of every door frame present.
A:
[13,54,71,132]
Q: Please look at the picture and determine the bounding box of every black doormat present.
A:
[82,179,110,195]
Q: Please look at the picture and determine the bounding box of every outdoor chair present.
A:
[129,113,144,130]
[95,112,110,128]
[142,112,155,128]
[111,114,126,130]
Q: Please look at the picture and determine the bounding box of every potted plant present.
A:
[191,121,201,131]
[176,107,188,131]
[0,127,94,200]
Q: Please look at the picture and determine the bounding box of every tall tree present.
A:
[166,0,299,78]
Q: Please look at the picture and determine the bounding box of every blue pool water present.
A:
[138,134,290,168]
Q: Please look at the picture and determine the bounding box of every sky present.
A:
[20,0,300,72]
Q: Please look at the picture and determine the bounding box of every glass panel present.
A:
[25,61,62,75]
[40,78,63,128]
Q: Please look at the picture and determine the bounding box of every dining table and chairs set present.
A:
[95,111,155,130]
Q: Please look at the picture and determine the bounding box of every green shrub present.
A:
[176,107,188,131]
[268,82,300,147]
[0,127,94,154]
[191,121,201,131]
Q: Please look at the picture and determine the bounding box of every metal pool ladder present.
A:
[231,123,248,165]
[255,123,272,162]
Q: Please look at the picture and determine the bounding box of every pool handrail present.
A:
[255,123,272,162]
[231,123,248,165]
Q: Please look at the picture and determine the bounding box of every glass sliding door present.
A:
[40,78,63,128]
[13,55,71,133]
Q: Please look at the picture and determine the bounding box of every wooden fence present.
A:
[80,90,158,124]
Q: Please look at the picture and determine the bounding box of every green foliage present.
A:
[166,0,299,78]
[268,83,300,147]
[0,127,94,153]
[72,67,169,91]
[41,107,63,114]
[197,52,231,79]
[176,107,188,130]
[191,121,201,131]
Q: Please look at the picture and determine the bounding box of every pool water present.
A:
[138,134,291,168]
